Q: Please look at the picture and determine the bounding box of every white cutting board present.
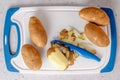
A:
[4,6,117,74]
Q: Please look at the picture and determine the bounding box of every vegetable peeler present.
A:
[51,40,101,62]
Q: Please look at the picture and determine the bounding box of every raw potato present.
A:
[79,7,110,26]
[47,47,68,70]
[85,23,110,47]
[21,44,42,70]
[29,16,47,48]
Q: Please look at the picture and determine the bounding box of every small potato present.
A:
[29,16,47,48]
[84,23,110,47]
[21,44,42,70]
[79,7,110,26]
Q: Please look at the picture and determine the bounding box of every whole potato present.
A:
[21,44,42,70]
[84,23,110,47]
[79,7,110,26]
[29,16,47,48]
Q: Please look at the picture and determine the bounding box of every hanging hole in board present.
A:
[10,25,18,55]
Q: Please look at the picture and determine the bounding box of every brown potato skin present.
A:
[69,52,74,66]
[21,44,42,70]
[47,47,55,57]
[85,23,110,47]
[29,16,47,48]
[80,7,110,26]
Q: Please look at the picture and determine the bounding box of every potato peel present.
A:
[69,52,74,66]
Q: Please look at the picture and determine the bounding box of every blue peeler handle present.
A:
[4,8,20,72]
[52,40,101,62]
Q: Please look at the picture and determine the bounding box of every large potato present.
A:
[84,23,110,47]
[29,16,47,47]
[79,7,110,26]
[21,44,42,70]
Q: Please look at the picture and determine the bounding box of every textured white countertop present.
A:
[0,0,120,80]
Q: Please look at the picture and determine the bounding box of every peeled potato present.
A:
[84,23,110,47]
[21,44,42,70]
[80,7,110,26]
[29,16,47,48]
[47,47,68,70]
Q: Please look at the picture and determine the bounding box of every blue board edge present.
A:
[3,7,20,72]
[100,8,117,73]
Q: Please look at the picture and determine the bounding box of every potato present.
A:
[47,47,68,70]
[21,44,42,70]
[29,16,47,48]
[84,23,110,47]
[79,7,110,26]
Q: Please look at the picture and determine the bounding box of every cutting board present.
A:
[3,6,117,74]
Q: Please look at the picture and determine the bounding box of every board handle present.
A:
[10,23,21,57]
[4,8,20,72]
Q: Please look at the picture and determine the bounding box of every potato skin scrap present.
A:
[60,29,68,37]
[69,52,74,66]
[29,16,47,48]
[80,7,110,26]
[21,44,42,70]
[85,23,110,47]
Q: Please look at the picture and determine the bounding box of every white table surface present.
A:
[0,0,120,80]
